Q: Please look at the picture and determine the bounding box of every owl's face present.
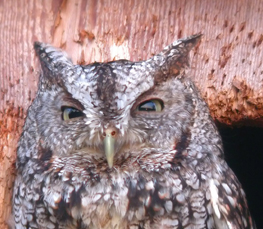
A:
[34,35,200,168]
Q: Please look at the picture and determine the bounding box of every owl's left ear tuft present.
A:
[34,42,74,89]
[150,33,202,83]
[34,42,73,75]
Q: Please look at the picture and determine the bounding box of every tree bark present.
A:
[1,0,263,227]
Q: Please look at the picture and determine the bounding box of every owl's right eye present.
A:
[137,99,164,112]
[61,107,84,120]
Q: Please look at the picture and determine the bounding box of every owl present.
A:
[12,34,255,229]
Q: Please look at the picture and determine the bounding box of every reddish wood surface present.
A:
[1,0,263,227]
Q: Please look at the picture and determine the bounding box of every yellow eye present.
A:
[137,99,164,112]
[61,107,84,120]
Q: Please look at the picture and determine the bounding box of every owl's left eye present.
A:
[137,99,164,112]
[61,107,84,120]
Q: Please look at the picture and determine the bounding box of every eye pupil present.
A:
[139,101,156,111]
[138,99,163,112]
[62,107,84,120]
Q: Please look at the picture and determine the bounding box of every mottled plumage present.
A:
[12,35,255,228]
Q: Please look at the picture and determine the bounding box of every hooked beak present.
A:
[103,128,117,168]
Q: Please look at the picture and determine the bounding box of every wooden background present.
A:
[1,0,263,227]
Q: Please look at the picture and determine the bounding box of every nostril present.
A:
[103,127,118,138]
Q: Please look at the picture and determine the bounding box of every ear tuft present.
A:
[162,33,202,58]
[150,34,202,83]
[34,42,74,89]
[34,42,73,74]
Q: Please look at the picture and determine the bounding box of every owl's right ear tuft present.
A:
[34,42,73,76]
[149,34,202,84]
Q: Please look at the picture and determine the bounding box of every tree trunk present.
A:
[1,0,263,227]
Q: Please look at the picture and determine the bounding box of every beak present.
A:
[103,128,117,168]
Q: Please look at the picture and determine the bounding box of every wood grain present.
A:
[1,0,263,227]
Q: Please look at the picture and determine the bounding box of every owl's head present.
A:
[33,34,201,168]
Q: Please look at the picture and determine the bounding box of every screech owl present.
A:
[12,34,256,229]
